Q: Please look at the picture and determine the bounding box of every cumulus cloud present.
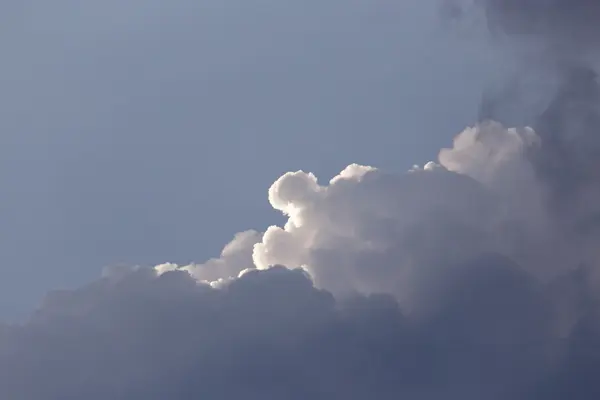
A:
[4,116,600,398]
[254,162,502,307]
[3,119,600,398]
[438,121,538,186]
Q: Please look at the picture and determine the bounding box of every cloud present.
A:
[155,230,261,284]
[0,262,565,400]
[3,119,600,398]
[438,121,538,187]
[482,2,600,266]
[253,162,503,309]
[481,0,600,53]
[447,0,600,53]
[3,2,600,399]
[445,1,600,273]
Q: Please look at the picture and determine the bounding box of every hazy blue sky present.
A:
[0,1,495,319]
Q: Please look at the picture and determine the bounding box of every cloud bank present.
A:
[4,1,600,399]
[4,119,600,399]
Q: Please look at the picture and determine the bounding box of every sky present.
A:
[5,1,600,399]
[0,0,494,319]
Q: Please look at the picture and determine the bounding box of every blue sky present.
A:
[0,0,495,319]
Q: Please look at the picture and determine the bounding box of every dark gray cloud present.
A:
[482,0,600,52]
[1,262,591,400]
[436,5,600,395]
[448,0,600,259]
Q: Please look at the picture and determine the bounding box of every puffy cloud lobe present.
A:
[438,122,568,275]
[439,120,539,188]
[253,162,501,308]
[155,229,261,284]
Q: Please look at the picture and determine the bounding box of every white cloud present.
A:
[155,230,261,283]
